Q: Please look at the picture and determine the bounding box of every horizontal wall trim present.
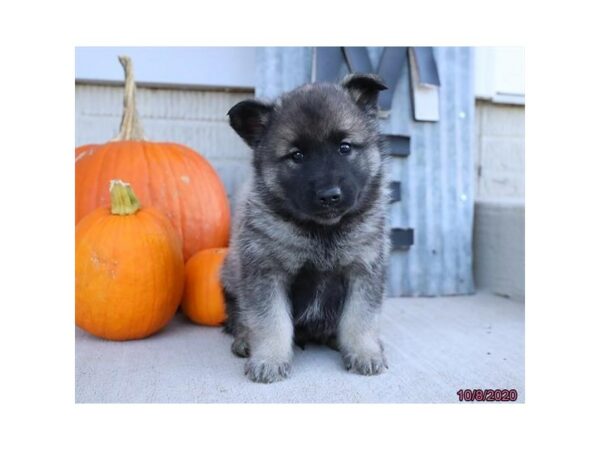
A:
[75,78,255,94]
[475,93,525,106]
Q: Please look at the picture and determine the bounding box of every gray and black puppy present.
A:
[222,73,391,383]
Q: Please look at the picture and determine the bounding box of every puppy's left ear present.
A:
[341,73,387,114]
[227,99,274,149]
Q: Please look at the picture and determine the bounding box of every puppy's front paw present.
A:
[343,349,388,376]
[231,338,250,358]
[244,358,291,383]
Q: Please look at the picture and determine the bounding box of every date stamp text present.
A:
[456,389,518,402]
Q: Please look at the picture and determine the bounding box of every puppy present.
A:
[222,74,390,383]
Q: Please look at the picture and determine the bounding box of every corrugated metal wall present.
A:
[256,47,475,296]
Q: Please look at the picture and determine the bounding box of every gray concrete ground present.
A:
[75,292,524,403]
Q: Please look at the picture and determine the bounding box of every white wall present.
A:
[75,47,256,88]
[475,47,525,104]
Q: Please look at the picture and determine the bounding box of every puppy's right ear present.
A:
[227,99,274,149]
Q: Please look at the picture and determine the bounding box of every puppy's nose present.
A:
[317,186,342,206]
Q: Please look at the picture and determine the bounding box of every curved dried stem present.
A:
[112,56,146,141]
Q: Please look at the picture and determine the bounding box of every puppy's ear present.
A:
[227,99,274,149]
[341,73,387,114]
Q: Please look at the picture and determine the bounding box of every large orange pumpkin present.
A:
[76,179,185,340]
[182,248,228,326]
[75,56,230,260]
[75,144,100,161]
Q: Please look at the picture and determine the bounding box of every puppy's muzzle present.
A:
[317,186,342,207]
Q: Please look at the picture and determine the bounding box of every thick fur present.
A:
[222,74,391,383]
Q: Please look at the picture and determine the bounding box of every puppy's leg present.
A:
[222,289,252,358]
[231,325,251,358]
[242,278,294,383]
[338,270,388,376]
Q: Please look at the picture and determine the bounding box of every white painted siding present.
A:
[75,83,254,199]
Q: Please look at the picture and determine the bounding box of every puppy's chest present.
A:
[289,263,346,325]
[296,232,358,270]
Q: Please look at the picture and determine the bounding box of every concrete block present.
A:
[479,170,525,199]
[477,135,525,198]
[475,100,525,200]
[480,136,525,173]
[473,199,525,301]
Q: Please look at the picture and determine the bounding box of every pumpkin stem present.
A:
[110,179,141,215]
[112,56,146,141]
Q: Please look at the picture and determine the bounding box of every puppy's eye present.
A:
[291,151,304,163]
[339,142,352,155]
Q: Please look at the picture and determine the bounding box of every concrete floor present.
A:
[75,292,524,403]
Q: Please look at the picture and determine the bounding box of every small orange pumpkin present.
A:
[75,56,230,260]
[182,248,228,326]
[76,180,184,340]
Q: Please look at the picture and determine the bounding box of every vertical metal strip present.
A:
[313,47,346,82]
